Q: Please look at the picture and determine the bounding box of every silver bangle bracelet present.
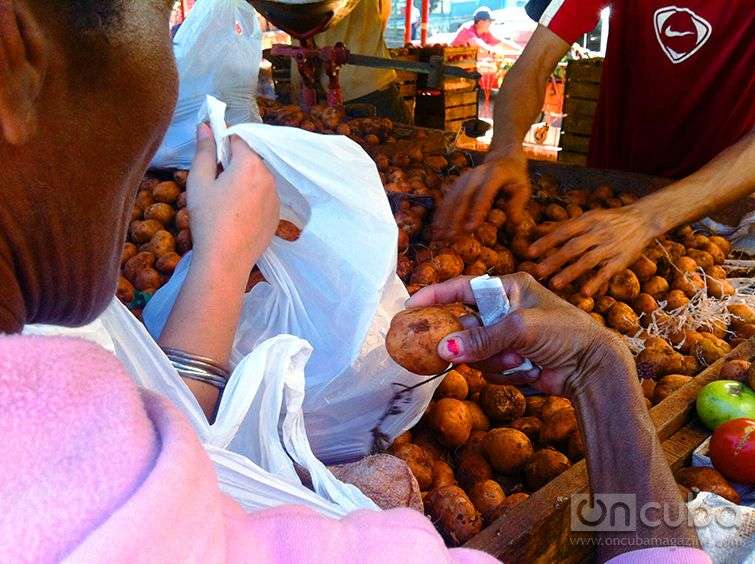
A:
[162,347,230,391]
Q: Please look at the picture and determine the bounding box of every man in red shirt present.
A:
[436,1,755,296]
[452,7,502,54]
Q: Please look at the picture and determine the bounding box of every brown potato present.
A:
[618,192,638,205]
[155,252,181,274]
[540,407,578,445]
[524,395,547,418]
[695,335,731,365]
[476,223,499,247]
[568,293,594,313]
[391,431,412,449]
[452,235,482,264]
[510,235,532,260]
[729,304,755,330]
[666,289,689,310]
[708,236,731,256]
[631,255,657,282]
[410,262,439,286]
[129,219,163,244]
[675,467,740,504]
[135,189,154,210]
[605,197,623,208]
[606,302,641,335]
[173,169,189,187]
[595,295,616,314]
[483,428,534,474]
[117,275,135,304]
[432,252,464,281]
[144,202,175,226]
[594,184,614,201]
[431,398,473,448]
[541,396,573,419]
[673,271,705,298]
[176,191,188,209]
[396,255,415,281]
[464,401,490,432]
[392,443,433,490]
[707,278,735,299]
[525,448,571,490]
[636,348,681,380]
[276,220,301,241]
[590,313,606,326]
[134,267,161,292]
[140,230,176,258]
[455,451,493,489]
[153,180,181,204]
[431,460,457,489]
[130,205,143,221]
[468,480,506,516]
[425,486,483,545]
[478,384,526,422]
[456,364,486,395]
[386,307,463,375]
[642,276,670,299]
[477,247,499,270]
[464,260,488,276]
[566,203,583,218]
[609,270,641,301]
[395,210,422,238]
[176,229,192,254]
[633,293,659,316]
[686,249,714,270]
[545,203,568,221]
[653,375,693,403]
[173,208,189,232]
[435,370,469,401]
[705,265,727,280]
[701,243,726,265]
[483,492,530,523]
[413,428,446,461]
[718,359,751,381]
[123,251,155,283]
[564,189,588,206]
[487,208,507,227]
[511,416,542,442]
[121,242,138,266]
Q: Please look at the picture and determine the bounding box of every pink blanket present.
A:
[0,335,494,563]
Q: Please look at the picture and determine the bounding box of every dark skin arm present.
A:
[409,275,700,562]
[530,131,755,295]
[433,25,569,240]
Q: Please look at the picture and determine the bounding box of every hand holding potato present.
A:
[432,152,530,241]
[187,123,279,268]
[528,204,661,296]
[406,273,634,397]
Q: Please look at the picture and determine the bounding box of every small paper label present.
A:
[470,275,534,374]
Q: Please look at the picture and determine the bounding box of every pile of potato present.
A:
[387,364,581,545]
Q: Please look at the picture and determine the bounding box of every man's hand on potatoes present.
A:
[432,152,530,241]
[528,204,660,296]
[406,274,633,396]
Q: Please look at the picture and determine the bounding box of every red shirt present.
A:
[540,1,754,178]
[452,24,501,48]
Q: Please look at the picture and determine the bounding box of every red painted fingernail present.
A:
[446,338,461,356]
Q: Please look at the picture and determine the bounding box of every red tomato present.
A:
[709,418,755,485]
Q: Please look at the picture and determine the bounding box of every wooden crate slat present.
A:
[562,114,595,136]
[398,83,417,98]
[560,133,591,154]
[559,151,588,166]
[564,97,598,118]
[445,103,477,120]
[565,81,602,100]
[444,90,478,108]
[566,58,604,84]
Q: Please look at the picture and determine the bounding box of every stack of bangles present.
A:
[162,347,230,391]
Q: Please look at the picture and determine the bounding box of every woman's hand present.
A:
[406,273,634,397]
[187,123,280,267]
[528,204,660,296]
[432,152,530,241]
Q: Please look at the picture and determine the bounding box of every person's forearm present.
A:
[637,131,755,234]
[487,59,548,160]
[569,348,699,561]
[159,250,252,419]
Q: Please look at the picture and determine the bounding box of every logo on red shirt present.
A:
[654,6,712,64]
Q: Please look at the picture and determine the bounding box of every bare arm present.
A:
[159,126,279,419]
[488,24,569,159]
[531,131,755,295]
[432,25,568,238]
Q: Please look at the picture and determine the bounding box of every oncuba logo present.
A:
[654,6,712,64]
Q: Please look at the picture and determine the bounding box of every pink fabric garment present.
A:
[606,547,712,564]
[0,335,497,564]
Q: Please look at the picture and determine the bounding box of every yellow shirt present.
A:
[292,0,396,102]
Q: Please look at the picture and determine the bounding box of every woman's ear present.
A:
[0,0,49,145]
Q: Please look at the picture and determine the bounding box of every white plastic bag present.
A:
[151,0,262,169]
[145,96,436,464]
[27,298,376,516]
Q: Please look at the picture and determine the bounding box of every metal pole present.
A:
[404,0,412,44]
[420,0,429,45]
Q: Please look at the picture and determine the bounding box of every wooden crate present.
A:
[417,45,479,92]
[559,58,604,166]
[414,89,478,131]
[390,47,419,124]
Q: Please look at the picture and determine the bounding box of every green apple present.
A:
[696,380,755,430]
